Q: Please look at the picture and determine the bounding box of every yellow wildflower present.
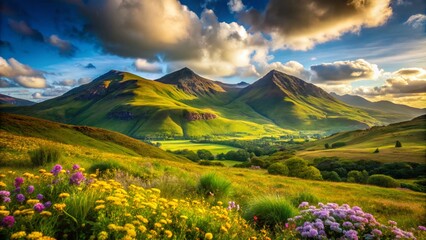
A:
[11,231,27,239]
[0,206,5,210]
[27,231,43,239]
[0,181,6,188]
[0,174,6,178]
[38,169,46,173]
[98,231,108,240]
[220,226,228,233]
[136,215,149,224]
[205,232,213,240]
[53,203,66,211]
[217,201,223,205]
[164,230,173,238]
[151,188,161,194]
[180,215,188,220]
[149,230,157,236]
[59,193,70,198]
[161,212,168,217]
[94,205,105,211]
[159,219,167,225]
[13,210,21,216]
[138,225,147,233]
[154,222,162,228]
[27,199,40,205]
[40,211,52,217]
[95,200,105,204]
[0,210,10,217]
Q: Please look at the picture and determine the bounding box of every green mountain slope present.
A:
[330,93,425,124]
[0,113,181,161]
[298,115,426,163]
[235,70,378,132]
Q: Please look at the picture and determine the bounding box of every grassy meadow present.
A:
[156,140,240,155]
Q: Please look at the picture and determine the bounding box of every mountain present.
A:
[0,113,182,161]
[330,93,425,123]
[0,93,34,106]
[4,68,384,138]
[235,70,378,131]
[299,115,426,163]
[156,67,225,96]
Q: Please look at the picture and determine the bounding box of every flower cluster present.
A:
[227,201,240,211]
[290,202,416,239]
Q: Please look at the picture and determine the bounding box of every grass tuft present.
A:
[197,173,232,199]
[29,146,61,166]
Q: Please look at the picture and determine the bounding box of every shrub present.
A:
[250,157,265,168]
[374,148,380,153]
[324,143,330,149]
[331,142,346,148]
[88,162,122,173]
[298,166,323,180]
[284,157,322,180]
[395,140,402,148]
[291,192,319,207]
[198,160,225,167]
[243,196,297,229]
[197,173,231,199]
[367,174,400,188]
[347,170,369,184]
[197,149,214,160]
[267,162,289,176]
[321,171,341,182]
[29,146,61,166]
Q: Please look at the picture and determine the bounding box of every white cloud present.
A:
[47,35,77,57]
[404,14,426,29]
[134,59,163,73]
[228,0,244,13]
[0,57,46,88]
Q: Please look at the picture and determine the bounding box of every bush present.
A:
[225,149,250,162]
[198,160,225,167]
[291,192,319,207]
[29,146,61,166]
[284,157,322,180]
[373,148,379,153]
[197,149,214,160]
[250,157,265,168]
[321,171,341,182]
[395,140,402,148]
[331,142,346,148]
[243,196,297,229]
[324,143,330,149]
[367,174,400,188]
[347,170,369,183]
[173,149,199,162]
[197,173,231,199]
[267,162,289,176]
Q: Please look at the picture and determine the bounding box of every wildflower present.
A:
[2,215,15,227]
[11,231,27,239]
[164,230,173,238]
[344,230,358,240]
[16,194,25,203]
[34,203,45,212]
[220,226,228,233]
[95,205,105,210]
[0,191,10,197]
[72,164,80,170]
[98,231,108,240]
[39,169,46,173]
[388,220,397,226]
[2,197,11,203]
[44,201,52,208]
[27,199,39,205]
[205,232,213,240]
[299,201,309,208]
[138,225,147,233]
[69,172,85,185]
[53,203,66,211]
[36,194,44,200]
[50,164,63,176]
[180,215,188,220]
[14,177,24,188]
[419,226,426,231]
[0,210,10,216]
[27,231,43,239]
[59,193,70,198]
[371,229,382,236]
[154,222,162,228]
[40,211,52,217]
[27,185,35,194]
[159,219,167,224]
[0,182,6,188]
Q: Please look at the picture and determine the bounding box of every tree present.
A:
[321,171,341,182]
[284,157,322,180]
[373,148,379,153]
[347,170,369,183]
[267,162,289,176]
[324,143,330,149]
[395,140,402,148]
[197,149,214,160]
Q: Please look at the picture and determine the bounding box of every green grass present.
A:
[157,140,240,155]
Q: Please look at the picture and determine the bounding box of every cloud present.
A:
[0,57,46,88]
[78,77,91,85]
[32,88,68,99]
[353,67,426,96]
[0,78,19,88]
[310,59,381,84]
[260,61,311,80]
[47,35,78,57]
[56,79,77,86]
[228,0,244,13]
[404,14,426,29]
[84,63,96,69]
[134,59,162,73]
[241,0,392,50]
[8,19,44,42]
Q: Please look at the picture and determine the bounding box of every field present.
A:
[156,140,240,155]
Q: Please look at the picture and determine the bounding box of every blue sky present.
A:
[0,0,425,107]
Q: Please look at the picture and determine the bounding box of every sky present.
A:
[0,0,425,108]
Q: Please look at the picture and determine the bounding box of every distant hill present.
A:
[235,70,378,131]
[4,68,385,138]
[0,113,181,161]
[0,93,34,106]
[330,93,425,123]
[298,115,426,163]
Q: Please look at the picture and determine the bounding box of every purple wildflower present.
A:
[72,164,80,170]
[1,215,15,227]
[345,230,358,240]
[33,203,45,212]
[388,220,397,226]
[36,194,44,200]
[51,164,63,176]
[299,201,309,208]
[27,185,35,194]
[14,187,21,193]
[16,193,25,203]
[69,171,85,185]
[343,221,354,229]
[371,229,382,236]
[419,226,426,231]
[3,197,11,203]
[14,177,24,188]
[44,201,52,208]
[0,191,10,197]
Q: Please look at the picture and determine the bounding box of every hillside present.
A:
[298,115,426,163]
[0,113,181,161]
[330,93,425,123]
[235,70,378,131]
[3,69,384,138]
[0,93,34,106]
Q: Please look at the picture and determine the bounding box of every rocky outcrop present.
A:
[185,112,217,121]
